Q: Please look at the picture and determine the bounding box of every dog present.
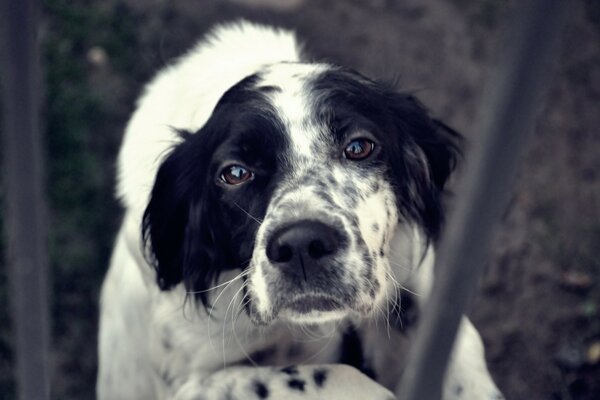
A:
[97,21,504,400]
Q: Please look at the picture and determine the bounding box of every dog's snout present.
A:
[266,221,341,271]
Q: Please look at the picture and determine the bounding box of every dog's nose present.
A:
[266,221,342,274]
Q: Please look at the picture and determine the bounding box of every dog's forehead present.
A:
[258,63,331,158]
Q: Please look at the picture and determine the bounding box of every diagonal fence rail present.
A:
[397,1,569,399]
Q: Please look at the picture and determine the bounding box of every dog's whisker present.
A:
[297,322,339,365]
[208,271,250,320]
[231,291,259,367]
[384,267,416,332]
[226,283,252,368]
[225,282,248,330]
[384,266,423,298]
[187,269,251,295]
[207,274,249,360]
[387,257,417,273]
[220,280,249,368]
[233,202,263,225]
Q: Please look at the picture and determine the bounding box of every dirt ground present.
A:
[0,0,599,399]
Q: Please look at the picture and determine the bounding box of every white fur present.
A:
[116,22,302,222]
[98,21,503,400]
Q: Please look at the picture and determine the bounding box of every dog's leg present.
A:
[171,364,395,400]
[441,317,505,400]
[97,224,157,400]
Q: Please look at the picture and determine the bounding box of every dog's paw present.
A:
[171,364,396,400]
[268,364,396,400]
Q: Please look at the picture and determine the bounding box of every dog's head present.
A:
[143,63,460,325]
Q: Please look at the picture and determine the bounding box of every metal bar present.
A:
[1,0,51,399]
[397,1,568,399]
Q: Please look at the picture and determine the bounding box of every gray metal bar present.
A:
[1,0,51,399]
[397,1,568,399]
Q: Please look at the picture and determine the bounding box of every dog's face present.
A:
[143,63,460,325]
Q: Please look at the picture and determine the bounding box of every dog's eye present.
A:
[343,138,375,160]
[220,165,254,185]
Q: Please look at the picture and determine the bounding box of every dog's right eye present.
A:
[343,138,375,161]
[220,165,254,185]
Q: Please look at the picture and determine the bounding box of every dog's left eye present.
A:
[344,138,375,160]
[220,165,254,185]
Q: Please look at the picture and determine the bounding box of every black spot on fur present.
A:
[314,189,336,205]
[326,173,338,187]
[160,370,174,388]
[253,380,269,399]
[370,180,380,192]
[342,185,359,207]
[280,365,299,375]
[249,346,277,364]
[343,185,359,199]
[287,378,306,391]
[313,368,328,387]
[360,250,374,274]
[372,223,380,233]
[296,173,317,187]
[161,338,172,351]
[454,384,464,396]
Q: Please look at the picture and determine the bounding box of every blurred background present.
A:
[0,0,599,399]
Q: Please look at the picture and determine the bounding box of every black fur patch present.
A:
[142,71,288,306]
[287,378,306,391]
[313,368,328,387]
[280,365,299,375]
[253,380,269,399]
[248,346,277,364]
[339,325,376,379]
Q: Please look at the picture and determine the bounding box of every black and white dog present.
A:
[97,21,503,400]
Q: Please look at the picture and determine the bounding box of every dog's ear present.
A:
[386,93,462,240]
[142,131,226,307]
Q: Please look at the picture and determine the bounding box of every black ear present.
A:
[387,94,462,240]
[142,131,226,307]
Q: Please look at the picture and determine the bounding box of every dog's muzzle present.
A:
[263,219,350,317]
